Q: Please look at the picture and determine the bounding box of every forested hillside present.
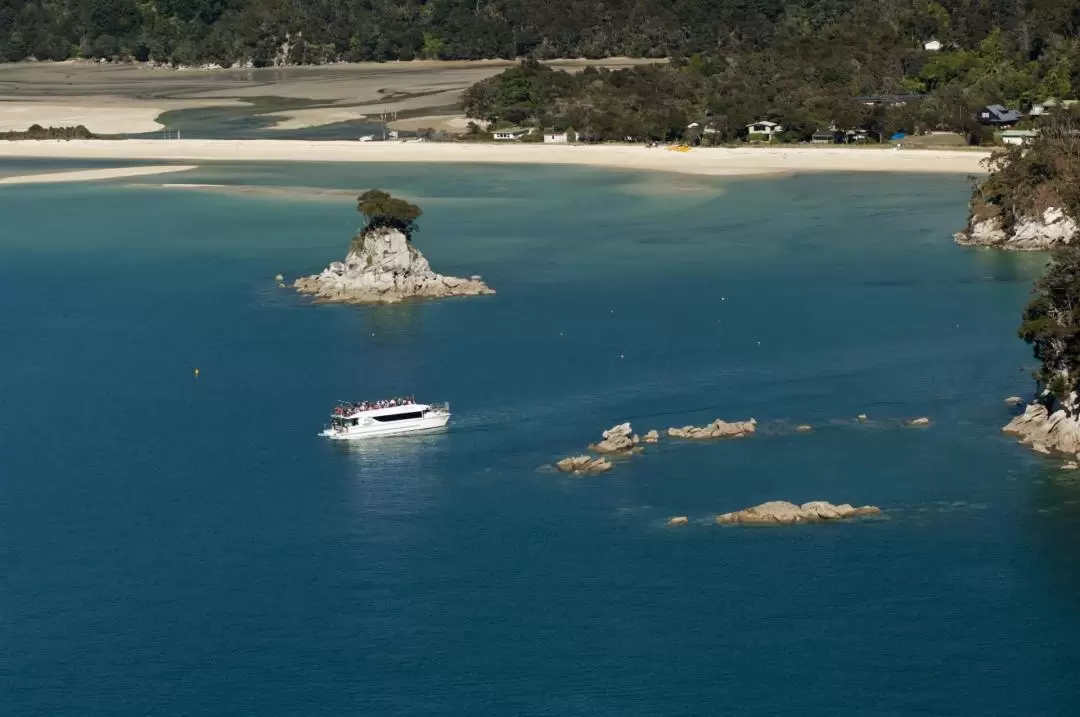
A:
[3,0,1080,70]
[463,19,1080,144]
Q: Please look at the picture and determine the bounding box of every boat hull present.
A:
[320,413,450,440]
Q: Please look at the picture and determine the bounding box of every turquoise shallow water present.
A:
[2,162,1079,715]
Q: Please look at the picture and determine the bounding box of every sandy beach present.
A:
[0,140,991,177]
[0,165,197,184]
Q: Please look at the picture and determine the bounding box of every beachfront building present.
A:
[1030,98,1079,117]
[492,128,530,141]
[543,130,569,143]
[1001,129,1038,146]
[811,129,844,144]
[746,120,782,140]
[977,104,1022,126]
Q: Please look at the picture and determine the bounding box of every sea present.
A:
[2,160,1079,715]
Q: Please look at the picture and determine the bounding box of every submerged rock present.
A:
[955,208,1079,251]
[909,417,931,426]
[642,429,660,443]
[667,516,689,526]
[716,500,882,526]
[795,424,813,433]
[294,226,494,304]
[555,455,613,474]
[1005,396,1026,407]
[856,414,868,422]
[1002,403,1080,455]
[667,418,756,440]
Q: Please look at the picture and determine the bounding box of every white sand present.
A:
[387,114,473,133]
[0,140,990,177]
[0,98,244,134]
[0,102,166,133]
[0,165,197,185]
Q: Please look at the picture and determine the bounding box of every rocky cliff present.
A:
[1002,403,1080,455]
[954,207,1078,251]
[294,226,494,304]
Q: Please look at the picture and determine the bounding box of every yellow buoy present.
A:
[194,368,200,378]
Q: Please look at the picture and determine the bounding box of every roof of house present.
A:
[747,120,779,128]
[983,105,1022,122]
[1002,129,1039,136]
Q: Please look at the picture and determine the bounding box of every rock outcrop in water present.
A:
[955,208,1078,250]
[555,455,614,474]
[716,500,882,526]
[294,190,493,304]
[590,422,642,453]
[667,418,756,440]
[1002,403,1080,455]
[294,226,493,304]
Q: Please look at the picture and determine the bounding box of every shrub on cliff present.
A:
[356,190,422,239]
[971,113,1080,230]
[1019,245,1080,410]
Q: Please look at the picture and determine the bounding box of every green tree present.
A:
[356,190,423,239]
[1019,245,1080,410]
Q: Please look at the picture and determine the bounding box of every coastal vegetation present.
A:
[356,189,422,240]
[0,0,1077,84]
[1019,246,1080,410]
[968,113,1080,232]
[0,124,95,140]
[464,34,1075,144]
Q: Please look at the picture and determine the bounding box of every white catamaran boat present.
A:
[320,398,450,440]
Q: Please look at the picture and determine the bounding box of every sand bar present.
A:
[0,140,990,177]
[0,164,197,185]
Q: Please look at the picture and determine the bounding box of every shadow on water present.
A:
[967,246,1049,283]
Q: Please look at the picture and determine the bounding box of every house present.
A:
[1030,98,1079,116]
[492,127,530,141]
[1001,129,1038,146]
[977,105,1022,126]
[924,39,943,51]
[811,129,844,144]
[746,120,782,138]
[543,130,569,143]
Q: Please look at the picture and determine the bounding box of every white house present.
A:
[543,131,569,143]
[924,39,942,51]
[492,128,530,141]
[1030,98,1079,116]
[993,130,1036,145]
[746,120,782,138]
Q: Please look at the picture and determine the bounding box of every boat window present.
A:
[372,411,424,422]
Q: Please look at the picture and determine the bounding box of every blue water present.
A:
[2,163,1079,715]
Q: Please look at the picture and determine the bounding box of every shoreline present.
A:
[0,164,197,184]
[0,140,991,177]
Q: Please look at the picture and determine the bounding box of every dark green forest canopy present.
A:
[1019,245,1080,410]
[6,0,1080,70]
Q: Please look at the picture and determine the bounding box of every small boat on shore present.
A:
[320,398,450,440]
